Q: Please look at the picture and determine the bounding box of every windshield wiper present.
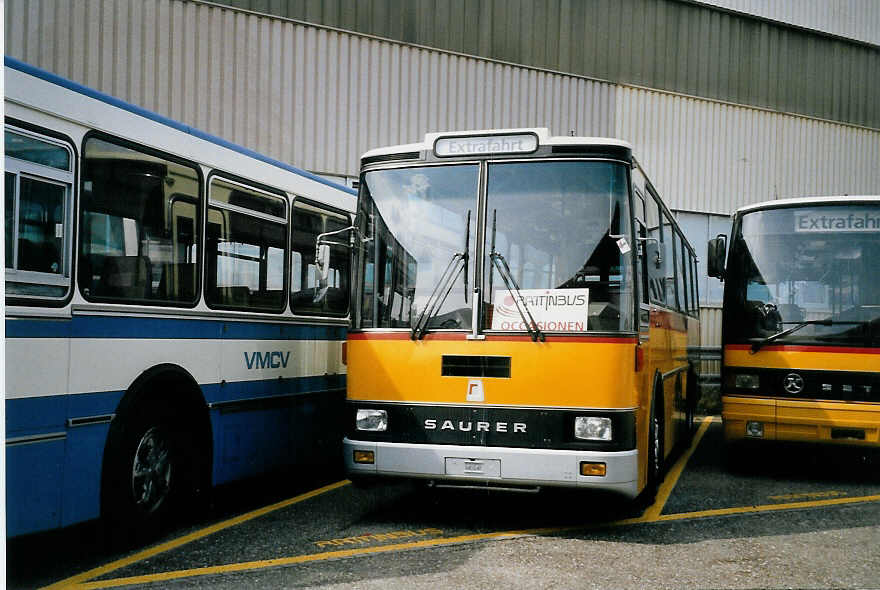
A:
[410,211,470,340]
[750,318,864,353]
[489,210,545,342]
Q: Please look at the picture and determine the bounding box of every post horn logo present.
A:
[783,373,805,395]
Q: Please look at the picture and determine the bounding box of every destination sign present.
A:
[794,209,880,233]
[434,133,538,157]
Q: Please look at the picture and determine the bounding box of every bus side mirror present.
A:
[315,243,331,286]
[707,235,727,279]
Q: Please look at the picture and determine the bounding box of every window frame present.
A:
[78,130,204,307]
[205,172,290,314]
[690,253,700,318]
[289,196,353,319]
[663,212,680,311]
[644,186,666,308]
[678,236,690,314]
[5,124,76,305]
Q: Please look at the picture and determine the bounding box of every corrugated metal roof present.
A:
[695,0,880,47]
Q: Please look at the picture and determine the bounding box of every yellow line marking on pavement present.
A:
[49,417,880,589]
[72,529,557,589]
[41,480,350,590]
[64,417,716,588]
[655,493,880,523]
[643,415,714,520]
[72,491,880,589]
[769,490,847,502]
[315,527,444,548]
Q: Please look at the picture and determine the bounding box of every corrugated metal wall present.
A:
[617,86,880,215]
[3,0,616,178]
[214,0,880,129]
[696,0,880,47]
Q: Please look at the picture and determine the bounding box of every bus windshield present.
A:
[484,160,633,332]
[357,164,478,330]
[726,205,880,347]
[355,160,634,333]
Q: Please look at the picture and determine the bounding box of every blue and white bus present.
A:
[4,57,356,538]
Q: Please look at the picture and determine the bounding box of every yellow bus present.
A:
[708,196,880,456]
[337,129,701,501]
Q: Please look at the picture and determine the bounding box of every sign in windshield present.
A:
[491,288,589,332]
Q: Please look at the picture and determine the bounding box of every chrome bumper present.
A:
[344,438,640,498]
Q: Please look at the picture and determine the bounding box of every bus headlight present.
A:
[574,416,612,441]
[356,409,388,432]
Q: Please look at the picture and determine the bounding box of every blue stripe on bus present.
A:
[5,315,347,340]
[5,374,346,438]
[4,57,357,197]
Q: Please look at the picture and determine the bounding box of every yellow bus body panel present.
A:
[724,347,879,372]
[347,336,638,408]
[723,345,880,446]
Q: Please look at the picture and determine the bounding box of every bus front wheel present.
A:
[639,388,665,509]
[102,403,188,540]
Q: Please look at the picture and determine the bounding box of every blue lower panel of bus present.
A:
[6,392,121,537]
[207,376,346,485]
[6,375,345,537]
[7,437,65,536]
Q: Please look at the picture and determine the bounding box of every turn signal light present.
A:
[580,462,607,477]
[353,450,375,464]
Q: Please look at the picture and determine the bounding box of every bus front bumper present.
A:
[723,395,880,446]
[343,438,640,498]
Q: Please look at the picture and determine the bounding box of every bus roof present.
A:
[4,56,356,197]
[361,128,632,160]
[736,195,880,216]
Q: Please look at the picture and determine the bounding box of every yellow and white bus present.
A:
[339,129,700,501]
[709,196,880,454]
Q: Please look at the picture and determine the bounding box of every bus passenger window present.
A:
[677,236,689,314]
[206,178,287,312]
[663,217,679,310]
[290,201,350,317]
[643,191,665,306]
[80,136,200,305]
[5,128,74,300]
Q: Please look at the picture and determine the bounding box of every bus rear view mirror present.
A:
[316,243,331,285]
[707,235,727,279]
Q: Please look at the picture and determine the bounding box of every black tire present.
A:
[638,387,665,510]
[102,402,190,541]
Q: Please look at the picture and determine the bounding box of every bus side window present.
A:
[677,236,689,314]
[206,177,287,312]
[633,187,649,305]
[80,135,200,305]
[644,190,665,306]
[5,127,74,300]
[664,214,679,310]
[290,200,350,317]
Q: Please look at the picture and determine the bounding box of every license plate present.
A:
[464,461,483,473]
[445,457,501,477]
